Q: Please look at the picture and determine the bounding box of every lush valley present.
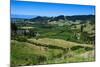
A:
[11,15,95,66]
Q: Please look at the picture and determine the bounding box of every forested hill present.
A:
[29,15,95,22]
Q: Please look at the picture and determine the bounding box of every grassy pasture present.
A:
[27,38,94,50]
[11,38,95,66]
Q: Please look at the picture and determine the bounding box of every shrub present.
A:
[15,36,27,42]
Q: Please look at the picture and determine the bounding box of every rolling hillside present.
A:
[11,38,95,66]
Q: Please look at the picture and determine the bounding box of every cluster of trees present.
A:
[11,23,37,40]
[80,32,95,44]
[11,23,17,33]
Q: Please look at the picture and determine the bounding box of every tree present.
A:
[11,23,17,32]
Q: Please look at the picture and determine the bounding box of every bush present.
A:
[15,36,27,42]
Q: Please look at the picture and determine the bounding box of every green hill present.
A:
[11,38,95,66]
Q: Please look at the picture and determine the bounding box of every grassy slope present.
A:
[11,38,95,66]
[27,38,94,49]
[11,40,64,66]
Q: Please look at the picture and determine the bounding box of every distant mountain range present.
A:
[30,15,95,22]
[11,15,95,24]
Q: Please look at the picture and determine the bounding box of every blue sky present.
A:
[11,0,95,17]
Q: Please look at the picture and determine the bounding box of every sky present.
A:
[11,0,95,17]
